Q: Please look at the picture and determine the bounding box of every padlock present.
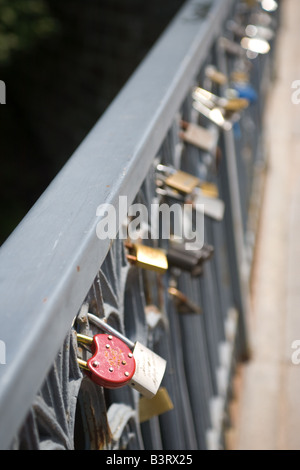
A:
[240,36,270,55]
[231,70,250,83]
[164,170,200,195]
[192,91,248,130]
[87,313,167,399]
[227,18,274,42]
[179,120,217,153]
[168,286,202,314]
[125,241,168,274]
[156,180,224,222]
[245,23,274,41]
[218,36,247,58]
[193,87,249,113]
[139,387,174,423]
[167,241,214,277]
[192,98,234,131]
[77,333,136,388]
[204,65,228,86]
[156,164,218,198]
[191,188,225,221]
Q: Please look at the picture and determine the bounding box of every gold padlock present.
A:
[222,97,249,112]
[125,242,168,274]
[205,65,228,85]
[231,70,250,83]
[198,182,219,199]
[139,387,174,423]
[164,170,201,195]
[193,87,249,112]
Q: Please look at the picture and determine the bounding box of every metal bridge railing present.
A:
[0,0,279,450]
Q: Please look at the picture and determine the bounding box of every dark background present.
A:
[0,0,185,245]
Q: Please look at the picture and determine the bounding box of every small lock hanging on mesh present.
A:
[79,312,167,399]
[77,333,136,389]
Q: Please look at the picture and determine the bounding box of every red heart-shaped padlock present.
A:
[86,334,136,388]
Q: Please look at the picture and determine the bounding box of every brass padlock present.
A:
[164,170,201,195]
[204,65,227,86]
[139,387,174,423]
[193,87,249,113]
[125,241,168,274]
[156,173,224,222]
[156,164,213,196]
[231,70,250,83]
[196,182,219,199]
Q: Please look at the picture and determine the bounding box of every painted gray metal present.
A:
[0,0,278,450]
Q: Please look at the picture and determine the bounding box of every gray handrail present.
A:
[0,0,234,449]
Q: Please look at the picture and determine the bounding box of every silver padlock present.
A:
[87,313,167,399]
[192,187,225,221]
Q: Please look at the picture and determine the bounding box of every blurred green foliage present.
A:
[0,0,59,64]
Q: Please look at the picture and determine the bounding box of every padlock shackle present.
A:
[87,313,135,350]
[156,164,177,176]
[77,333,94,345]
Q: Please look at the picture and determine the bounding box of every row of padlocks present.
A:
[11,0,280,450]
[70,0,280,451]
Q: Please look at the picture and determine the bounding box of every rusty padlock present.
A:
[77,333,136,389]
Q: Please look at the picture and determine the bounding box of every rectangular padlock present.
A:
[164,170,201,195]
[139,387,174,423]
[129,341,167,399]
[192,189,225,221]
[156,164,205,196]
[125,242,168,274]
[156,183,224,222]
[192,100,232,131]
[87,313,167,399]
[180,120,216,153]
